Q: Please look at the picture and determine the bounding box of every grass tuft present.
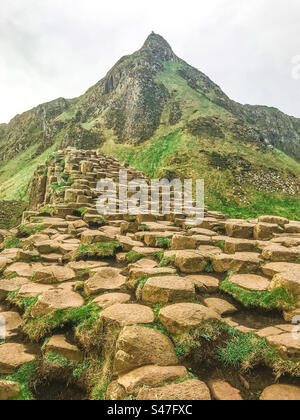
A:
[23,303,101,342]
[220,278,297,310]
[2,235,24,249]
[0,361,37,400]
[18,223,46,237]
[72,242,121,260]
[125,251,143,263]
[156,237,172,248]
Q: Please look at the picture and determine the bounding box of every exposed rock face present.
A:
[28,165,48,210]
[158,303,221,334]
[31,288,85,317]
[117,365,188,395]
[260,384,300,401]
[0,381,20,400]
[100,304,154,327]
[44,335,83,362]
[113,326,178,375]
[136,379,211,401]
[0,344,36,375]
[240,105,300,161]
[0,98,69,162]
[208,380,243,401]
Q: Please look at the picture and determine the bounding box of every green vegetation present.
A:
[212,190,300,221]
[0,200,27,229]
[138,225,151,232]
[104,130,182,179]
[173,322,222,359]
[46,352,71,367]
[216,329,300,377]
[0,361,37,400]
[156,237,172,248]
[50,182,66,192]
[153,304,164,320]
[75,315,104,353]
[73,242,121,260]
[220,278,297,311]
[2,235,24,249]
[134,275,149,300]
[61,172,74,185]
[87,216,107,227]
[72,360,91,378]
[212,240,225,250]
[157,62,230,120]
[40,206,54,216]
[0,143,57,201]
[7,294,38,318]
[217,331,268,369]
[204,260,214,273]
[23,303,101,341]
[171,321,300,378]
[77,207,88,217]
[152,250,165,262]
[45,352,91,378]
[88,328,121,400]
[159,254,176,267]
[125,251,143,263]
[18,223,46,237]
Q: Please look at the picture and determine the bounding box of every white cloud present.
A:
[0,0,299,123]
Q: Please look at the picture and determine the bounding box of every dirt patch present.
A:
[33,380,89,401]
[230,310,284,330]
[185,345,299,400]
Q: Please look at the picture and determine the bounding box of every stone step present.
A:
[212,252,262,273]
[0,381,20,401]
[100,304,154,327]
[31,288,85,318]
[92,293,131,309]
[158,303,221,335]
[113,365,188,397]
[208,380,243,401]
[0,277,30,301]
[260,384,300,400]
[0,311,22,339]
[142,276,195,304]
[44,335,83,362]
[113,325,178,376]
[225,221,255,239]
[227,273,271,291]
[262,244,300,263]
[0,343,36,375]
[84,268,126,296]
[136,379,211,400]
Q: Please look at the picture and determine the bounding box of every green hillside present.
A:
[0,34,299,219]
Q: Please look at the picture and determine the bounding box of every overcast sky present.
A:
[0,0,299,123]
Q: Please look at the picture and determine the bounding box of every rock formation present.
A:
[0,148,299,400]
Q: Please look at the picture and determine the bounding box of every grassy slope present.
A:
[103,62,300,220]
[0,144,56,201]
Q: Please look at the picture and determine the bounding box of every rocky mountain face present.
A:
[239,105,300,160]
[0,33,299,217]
[1,33,299,161]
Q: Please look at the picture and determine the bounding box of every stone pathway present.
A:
[0,147,299,400]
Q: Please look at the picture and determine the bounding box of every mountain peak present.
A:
[141,32,178,63]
